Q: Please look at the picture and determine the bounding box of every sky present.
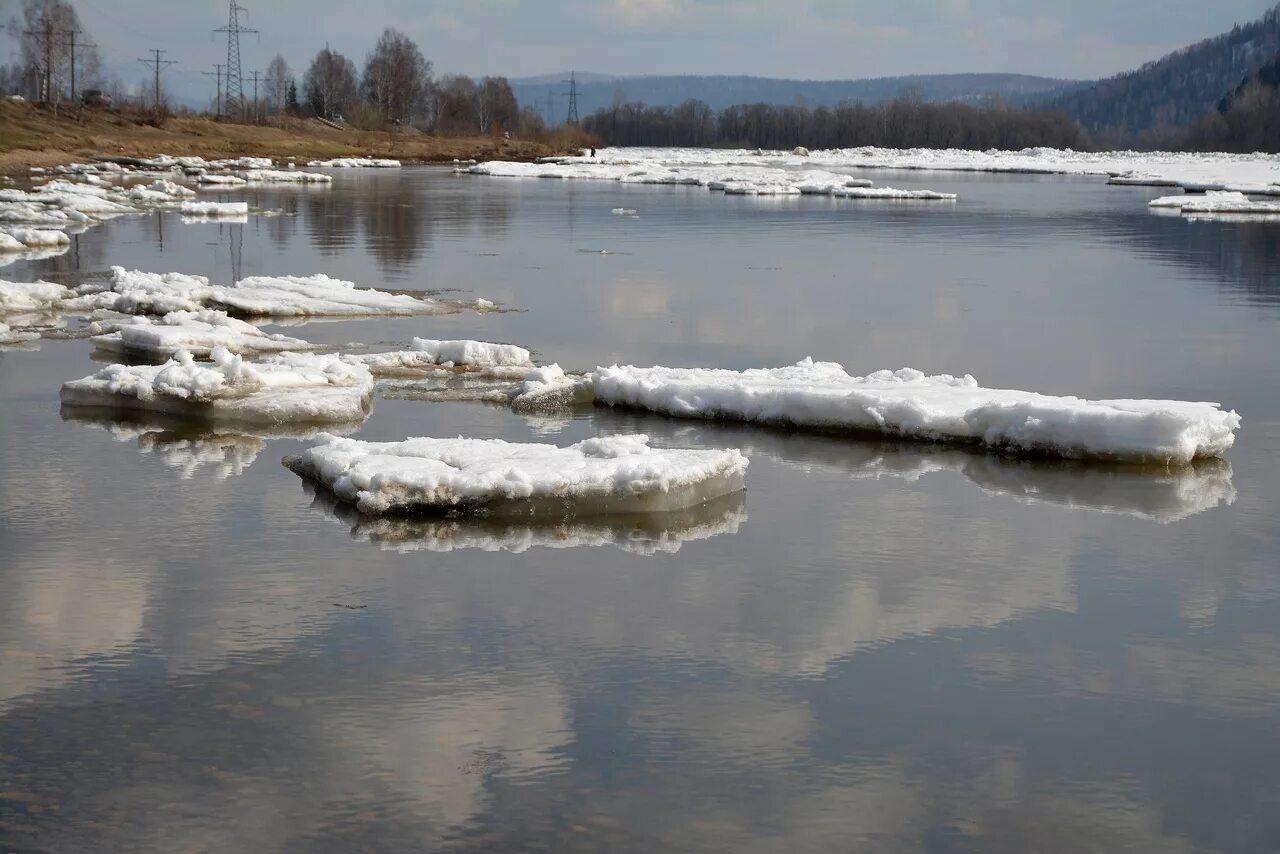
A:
[3,0,1277,102]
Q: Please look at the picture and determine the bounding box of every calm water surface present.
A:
[2,167,1279,852]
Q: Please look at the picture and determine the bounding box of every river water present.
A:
[1,166,1278,852]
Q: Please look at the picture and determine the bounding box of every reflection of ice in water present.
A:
[302,480,747,555]
[60,408,355,480]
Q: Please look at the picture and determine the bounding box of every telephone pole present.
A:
[62,27,95,102]
[563,71,580,125]
[138,49,177,112]
[214,0,258,120]
[203,63,224,117]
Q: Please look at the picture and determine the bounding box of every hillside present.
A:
[513,73,1079,119]
[1182,54,1280,152]
[1042,3,1280,140]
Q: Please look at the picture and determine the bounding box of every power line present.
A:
[203,63,225,118]
[214,0,258,120]
[137,49,176,112]
[62,27,96,103]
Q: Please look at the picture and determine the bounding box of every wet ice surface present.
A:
[3,167,1280,853]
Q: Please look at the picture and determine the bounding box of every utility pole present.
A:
[138,49,177,113]
[214,0,258,120]
[249,69,261,123]
[62,27,96,103]
[203,63,224,117]
[563,71,580,125]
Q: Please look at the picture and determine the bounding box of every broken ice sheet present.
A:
[90,311,318,359]
[300,479,747,555]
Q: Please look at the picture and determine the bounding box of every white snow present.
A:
[195,173,247,186]
[0,279,71,313]
[180,201,249,217]
[91,311,316,358]
[61,348,374,426]
[350,338,534,377]
[305,157,401,168]
[68,267,447,318]
[242,169,333,184]
[832,186,956,200]
[585,360,1240,465]
[0,227,70,248]
[285,433,748,516]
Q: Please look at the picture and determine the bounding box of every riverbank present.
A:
[0,100,571,175]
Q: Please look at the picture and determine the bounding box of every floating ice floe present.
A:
[285,433,749,516]
[0,320,40,345]
[180,201,249,217]
[195,173,248,186]
[611,207,639,216]
[305,157,401,168]
[68,267,449,318]
[241,169,333,184]
[508,364,597,411]
[90,311,317,358]
[349,338,534,378]
[0,279,71,313]
[303,480,747,554]
[0,228,69,251]
[1148,191,1280,216]
[524,360,1239,465]
[60,348,374,426]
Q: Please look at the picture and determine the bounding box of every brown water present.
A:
[2,167,1279,853]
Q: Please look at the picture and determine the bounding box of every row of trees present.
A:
[1182,56,1280,153]
[583,97,1088,151]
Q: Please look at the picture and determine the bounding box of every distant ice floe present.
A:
[285,433,749,516]
[0,319,40,346]
[1149,191,1280,217]
[180,201,249,217]
[241,169,332,184]
[504,360,1239,465]
[90,311,318,359]
[302,479,747,554]
[349,338,534,379]
[305,157,401,168]
[60,348,374,426]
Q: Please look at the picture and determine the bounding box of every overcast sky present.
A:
[4,0,1277,98]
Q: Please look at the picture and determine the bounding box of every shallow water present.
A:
[2,167,1279,853]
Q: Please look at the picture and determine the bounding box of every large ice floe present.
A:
[60,349,374,426]
[349,338,534,379]
[517,360,1240,465]
[285,433,749,516]
[302,480,747,554]
[305,157,401,168]
[68,266,448,318]
[179,200,249,217]
[1148,191,1280,217]
[241,169,332,184]
[90,311,317,359]
[0,279,71,313]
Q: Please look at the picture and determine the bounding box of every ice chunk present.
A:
[60,348,374,426]
[588,360,1239,464]
[241,169,333,184]
[0,320,40,345]
[611,207,639,216]
[285,433,748,516]
[195,173,247,186]
[0,279,71,313]
[90,310,316,358]
[0,227,71,248]
[832,186,956,200]
[180,201,249,217]
[350,338,534,378]
[1149,191,1280,215]
[69,268,216,314]
[509,364,597,412]
[304,480,747,554]
[305,157,401,168]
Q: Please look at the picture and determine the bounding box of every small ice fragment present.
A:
[285,433,748,516]
[180,201,249,217]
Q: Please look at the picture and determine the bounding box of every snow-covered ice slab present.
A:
[832,186,956,200]
[60,349,374,426]
[195,174,247,186]
[304,481,746,554]
[350,338,534,378]
[587,360,1240,465]
[1149,191,1280,216]
[0,228,70,250]
[306,157,401,168]
[90,311,316,358]
[0,320,40,345]
[241,169,332,184]
[285,433,748,516]
[0,279,70,313]
[180,201,249,217]
[70,267,449,318]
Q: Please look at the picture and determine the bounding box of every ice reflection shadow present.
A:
[59,407,362,480]
[588,409,1236,523]
[299,480,747,555]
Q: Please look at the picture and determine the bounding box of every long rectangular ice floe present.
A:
[1149,191,1280,216]
[67,266,448,317]
[584,360,1240,465]
[285,433,748,516]
[90,311,316,358]
[60,349,374,426]
[305,157,401,168]
[180,201,249,217]
[350,338,534,378]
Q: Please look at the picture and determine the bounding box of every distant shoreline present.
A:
[0,100,567,176]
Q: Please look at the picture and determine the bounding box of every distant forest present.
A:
[582,98,1086,151]
[1183,55,1280,152]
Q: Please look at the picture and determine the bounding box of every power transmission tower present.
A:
[563,71,580,125]
[61,27,95,102]
[203,63,225,117]
[138,49,176,112]
[214,0,258,120]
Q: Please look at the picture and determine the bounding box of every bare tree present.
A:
[264,54,290,114]
[434,74,478,135]
[477,76,518,135]
[10,0,99,104]
[360,28,431,125]
[303,46,357,120]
